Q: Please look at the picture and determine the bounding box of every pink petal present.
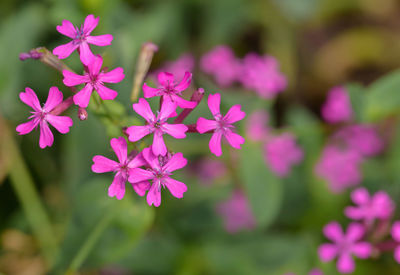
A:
[53,41,79,59]
[133,98,155,122]
[143,83,160,98]
[152,132,167,156]
[147,181,162,207]
[142,147,160,170]
[164,177,187,198]
[318,243,338,262]
[208,93,221,117]
[162,123,187,139]
[128,168,154,183]
[391,221,400,242]
[79,42,95,65]
[108,172,126,200]
[88,55,103,75]
[157,72,174,87]
[223,105,246,124]
[224,131,245,149]
[126,125,151,142]
[196,117,218,133]
[131,181,151,196]
[337,253,355,274]
[99,67,124,83]
[82,14,99,35]
[16,119,39,135]
[56,20,76,38]
[63,70,89,86]
[163,152,187,172]
[394,246,400,263]
[110,137,127,164]
[323,222,344,242]
[344,206,363,220]
[73,84,93,108]
[209,132,223,157]
[174,71,192,92]
[86,34,113,46]
[345,223,365,242]
[351,242,371,259]
[158,100,177,121]
[46,115,73,134]
[127,153,146,169]
[20,87,41,111]
[39,122,54,149]
[44,87,63,111]
[351,188,370,205]
[92,155,119,173]
[172,94,197,109]
[96,84,118,100]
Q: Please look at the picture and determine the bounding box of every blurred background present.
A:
[2,0,400,274]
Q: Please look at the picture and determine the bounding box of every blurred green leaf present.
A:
[346,82,366,123]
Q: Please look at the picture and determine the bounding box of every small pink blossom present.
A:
[239,53,287,99]
[128,148,188,207]
[391,221,400,263]
[91,137,148,200]
[200,45,240,87]
[196,93,246,157]
[321,86,353,123]
[143,72,196,109]
[153,53,194,82]
[126,98,188,156]
[263,133,303,177]
[53,14,113,65]
[345,188,394,225]
[216,190,256,233]
[318,222,371,274]
[63,55,124,108]
[16,87,73,149]
[315,146,362,193]
[246,110,269,141]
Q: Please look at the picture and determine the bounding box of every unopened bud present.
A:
[78,108,88,121]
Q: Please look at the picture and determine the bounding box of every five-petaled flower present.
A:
[63,55,124,108]
[318,222,371,274]
[16,87,73,149]
[91,137,149,200]
[53,14,113,65]
[126,98,188,156]
[196,93,245,156]
[128,147,188,207]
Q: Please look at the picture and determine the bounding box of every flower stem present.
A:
[174,88,204,124]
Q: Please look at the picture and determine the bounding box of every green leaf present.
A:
[346,82,366,123]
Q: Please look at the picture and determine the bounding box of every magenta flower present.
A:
[345,188,394,225]
[216,190,256,233]
[246,110,270,142]
[126,98,188,156]
[63,55,124,108]
[239,53,287,99]
[53,14,113,65]
[197,93,245,157]
[315,146,362,193]
[153,53,194,82]
[128,148,188,207]
[321,86,352,124]
[318,222,371,274]
[200,45,240,87]
[263,133,303,177]
[391,221,400,263]
[143,72,196,109]
[91,137,149,200]
[16,87,73,149]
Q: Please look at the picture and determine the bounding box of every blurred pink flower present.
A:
[200,45,241,87]
[153,53,194,82]
[246,110,269,141]
[216,190,256,233]
[321,86,353,124]
[16,87,73,148]
[63,55,124,108]
[126,98,188,156]
[391,221,400,263]
[345,188,394,225]
[318,222,371,274]
[195,158,227,184]
[263,133,303,177]
[239,53,287,99]
[197,93,245,156]
[91,137,148,200]
[128,148,188,207]
[53,14,113,65]
[315,146,362,193]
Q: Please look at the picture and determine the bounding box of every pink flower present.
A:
[126,98,188,156]
[91,137,149,200]
[63,55,124,108]
[16,87,73,149]
[128,148,188,207]
[143,72,196,109]
[321,86,353,124]
[200,45,240,87]
[391,221,400,263]
[263,133,303,177]
[196,93,246,157]
[315,146,362,193]
[53,14,113,65]
[216,190,256,233]
[153,53,194,82]
[239,53,287,99]
[318,222,371,274]
[246,110,269,141]
[345,188,394,225]
[309,269,324,275]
